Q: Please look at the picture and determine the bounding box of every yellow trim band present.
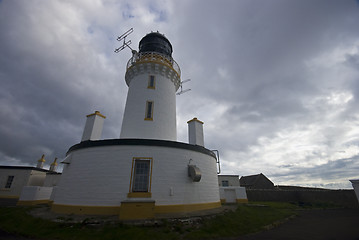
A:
[155,201,221,214]
[51,201,222,218]
[187,117,204,124]
[236,199,248,203]
[86,111,106,119]
[0,195,19,199]
[127,192,152,198]
[128,57,180,80]
[17,200,52,206]
[52,204,121,215]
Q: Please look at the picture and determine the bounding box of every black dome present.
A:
[139,32,173,57]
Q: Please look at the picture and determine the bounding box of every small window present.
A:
[222,180,229,187]
[132,159,151,192]
[145,101,154,120]
[5,176,14,189]
[148,75,155,89]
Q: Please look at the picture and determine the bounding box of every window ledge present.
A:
[127,192,152,198]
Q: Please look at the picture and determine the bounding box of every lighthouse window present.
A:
[132,159,152,192]
[5,176,14,189]
[145,101,154,120]
[148,75,155,89]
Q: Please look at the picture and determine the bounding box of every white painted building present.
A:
[218,175,248,204]
[0,155,60,204]
[218,175,240,187]
[51,32,221,219]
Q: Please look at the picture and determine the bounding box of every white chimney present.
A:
[187,117,204,146]
[81,111,106,142]
[50,158,58,172]
[36,154,45,169]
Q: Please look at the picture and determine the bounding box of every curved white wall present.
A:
[53,143,219,207]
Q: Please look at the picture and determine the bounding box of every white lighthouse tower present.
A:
[120,32,180,141]
[52,31,220,220]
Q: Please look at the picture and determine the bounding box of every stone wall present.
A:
[246,189,359,208]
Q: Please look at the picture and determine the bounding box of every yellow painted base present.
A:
[0,195,19,199]
[155,201,221,214]
[236,199,248,203]
[127,192,152,198]
[219,199,248,204]
[17,200,51,206]
[51,201,222,220]
[120,201,155,220]
[52,204,120,215]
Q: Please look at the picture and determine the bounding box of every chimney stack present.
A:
[187,117,204,146]
[81,111,106,141]
[37,154,45,169]
[50,158,58,172]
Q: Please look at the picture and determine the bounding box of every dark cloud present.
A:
[1,0,359,188]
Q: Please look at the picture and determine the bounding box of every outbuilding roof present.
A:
[240,173,272,186]
[0,165,57,173]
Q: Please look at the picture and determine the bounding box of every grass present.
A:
[185,202,297,239]
[0,202,303,240]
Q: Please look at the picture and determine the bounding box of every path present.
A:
[239,208,359,240]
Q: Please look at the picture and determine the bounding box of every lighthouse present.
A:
[120,32,180,141]
[51,32,221,220]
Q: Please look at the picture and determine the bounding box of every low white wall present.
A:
[19,186,53,201]
[219,186,247,203]
[50,186,57,201]
[350,179,359,203]
[43,174,61,187]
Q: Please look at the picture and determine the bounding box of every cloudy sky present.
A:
[1,0,359,189]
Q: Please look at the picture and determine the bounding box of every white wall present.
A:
[43,174,61,187]
[218,175,240,187]
[350,179,359,203]
[19,186,53,201]
[53,144,220,207]
[219,187,247,203]
[120,63,178,141]
[27,170,47,186]
[0,168,31,197]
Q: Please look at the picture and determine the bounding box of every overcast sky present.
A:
[1,0,359,189]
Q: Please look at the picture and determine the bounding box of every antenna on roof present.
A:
[114,28,133,53]
[176,79,191,95]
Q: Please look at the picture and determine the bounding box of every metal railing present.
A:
[126,52,181,78]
